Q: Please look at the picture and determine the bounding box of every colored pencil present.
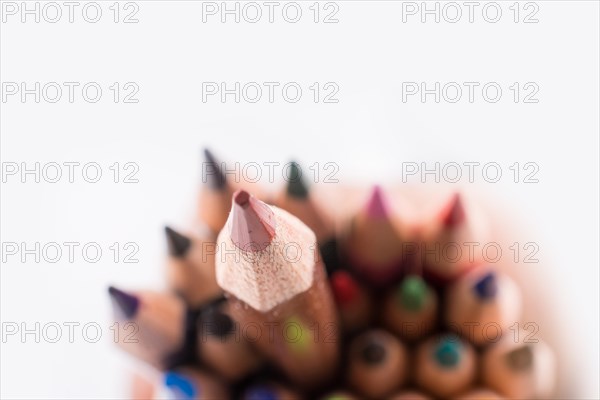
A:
[342,186,409,287]
[109,152,558,399]
[198,149,235,233]
[241,381,303,400]
[481,332,555,399]
[445,267,522,346]
[130,372,156,400]
[196,300,263,381]
[215,189,339,388]
[108,286,192,369]
[414,334,476,398]
[457,389,504,399]
[320,391,359,400]
[388,391,432,400]
[165,226,222,307]
[346,329,409,399]
[381,274,438,341]
[275,161,340,273]
[163,368,229,399]
[421,194,491,282]
[329,269,372,332]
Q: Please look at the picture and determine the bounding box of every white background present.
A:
[1,1,599,398]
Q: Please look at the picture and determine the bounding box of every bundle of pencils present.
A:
[110,150,556,400]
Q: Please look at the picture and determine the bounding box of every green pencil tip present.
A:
[397,276,428,311]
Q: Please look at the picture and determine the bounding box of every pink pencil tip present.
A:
[234,189,250,207]
[365,185,388,218]
[442,194,466,227]
[230,190,276,252]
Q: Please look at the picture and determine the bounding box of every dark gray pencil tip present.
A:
[286,161,309,198]
[203,148,227,190]
[165,226,192,258]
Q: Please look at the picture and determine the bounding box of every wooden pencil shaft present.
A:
[216,195,339,387]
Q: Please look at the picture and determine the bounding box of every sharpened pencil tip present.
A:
[201,306,235,338]
[507,346,534,371]
[165,226,192,258]
[473,272,497,300]
[434,336,461,368]
[331,270,359,307]
[442,193,466,227]
[108,286,139,319]
[365,185,388,218]
[245,386,277,400]
[234,189,250,207]
[203,148,227,190]
[164,372,197,399]
[397,276,428,311]
[286,161,309,198]
[230,190,276,252]
[360,338,386,365]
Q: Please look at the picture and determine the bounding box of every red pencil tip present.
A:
[331,270,359,306]
[365,185,388,218]
[442,194,466,227]
[230,190,276,252]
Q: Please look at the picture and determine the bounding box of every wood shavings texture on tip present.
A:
[216,205,317,312]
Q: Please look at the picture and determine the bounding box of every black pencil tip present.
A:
[286,161,309,198]
[108,286,139,319]
[201,307,235,338]
[360,338,386,365]
[165,226,192,258]
[203,148,227,190]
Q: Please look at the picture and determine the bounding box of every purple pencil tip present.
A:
[108,286,139,319]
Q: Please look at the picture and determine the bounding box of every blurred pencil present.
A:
[381,275,437,341]
[241,381,302,400]
[198,149,235,233]
[165,226,221,307]
[457,388,504,399]
[196,301,263,382]
[162,368,229,399]
[320,391,359,400]
[346,329,409,399]
[445,267,522,346]
[342,186,409,287]
[130,372,156,400]
[330,269,372,332]
[275,161,340,274]
[108,286,194,369]
[414,334,476,398]
[481,331,555,399]
[215,190,339,388]
[388,391,432,400]
[421,194,491,282]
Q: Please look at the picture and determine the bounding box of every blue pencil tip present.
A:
[245,385,278,400]
[473,271,497,300]
[164,372,197,400]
